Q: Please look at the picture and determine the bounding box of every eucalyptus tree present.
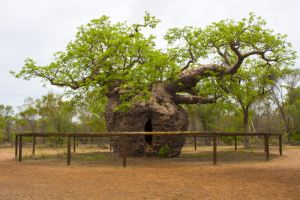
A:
[270,70,300,141]
[18,98,38,133]
[73,89,107,132]
[0,105,15,144]
[35,93,75,133]
[285,87,300,141]
[13,13,296,156]
[218,60,291,147]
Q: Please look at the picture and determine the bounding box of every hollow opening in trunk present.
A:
[144,119,153,145]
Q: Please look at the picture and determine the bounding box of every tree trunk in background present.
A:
[105,84,188,157]
[278,112,291,142]
[202,119,212,145]
[276,101,291,142]
[190,116,196,131]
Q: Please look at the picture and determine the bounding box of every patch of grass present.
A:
[179,148,272,163]
[158,145,170,158]
[73,152,109,161]
[22,150,111,164]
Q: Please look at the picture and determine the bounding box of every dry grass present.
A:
[0,145,299,199]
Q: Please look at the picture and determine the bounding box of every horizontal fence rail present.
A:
[16,131,283,137]
[15,131,283,167]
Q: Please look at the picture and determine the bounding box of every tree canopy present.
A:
[13,12,297,109]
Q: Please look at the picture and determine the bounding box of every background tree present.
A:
[0,105,15,144]
[72,89,107,132]
[218,60,289,147]
[35,93,74,133]
[285,87,300,142]
[18,98,38,133]
[270,70,300,141]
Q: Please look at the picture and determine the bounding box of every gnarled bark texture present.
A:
[106,84,188,157]
[105,65,225,157]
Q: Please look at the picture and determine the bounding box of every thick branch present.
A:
[225,43,244,74]
[243,51,277,62]
[167,64,225,93]
[33,70,81,90]
[49,79,80,90]
[174,94,219,104]
[225,44,277,74]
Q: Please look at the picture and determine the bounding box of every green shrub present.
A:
[158,144,170,158]
[290,132,300,144]
[221,136,234,145]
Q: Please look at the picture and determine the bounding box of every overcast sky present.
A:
[0,0,299,108]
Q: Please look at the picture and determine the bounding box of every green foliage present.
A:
[35,93,74,132]
[165,12,296,70]
[72,90,107,132]
[158,144,170,158]
[220,136,242,145]
[186,102,225,131]
[285,87,300,135]
[14,92,107,135]
[205,13,296,66]
[12,12,296,111]
[290,133,300,144]
[0,105,15,142]
[12,12,179,109]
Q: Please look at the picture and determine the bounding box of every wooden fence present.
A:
[15,131,283,167]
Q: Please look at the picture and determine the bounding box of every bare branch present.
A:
[181,57,194,72]
[181,35,195,72]
[229,42,242,58]
[216,46,231,66]
[225,44,278,74]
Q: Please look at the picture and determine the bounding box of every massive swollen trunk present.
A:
[105,84,189,157]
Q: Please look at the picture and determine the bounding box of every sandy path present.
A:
[0,146,299,200]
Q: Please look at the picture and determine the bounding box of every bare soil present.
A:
[0,145,299,200]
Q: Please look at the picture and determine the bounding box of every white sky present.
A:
[0,0,299,108]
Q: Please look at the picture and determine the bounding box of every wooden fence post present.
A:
[18,135,23,162]
[194,136,197,151]
[264,134,269,161]
[15,135,18,158]
[73,136,76,153]
[122,135,127,167]
[67,136,71,165]
[109,136,112,152]
[32,136,36,156]
[279,134,282,156]
[234,136,237,151]
[213,134,217,165]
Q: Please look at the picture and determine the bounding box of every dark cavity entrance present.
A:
[144,119,153,145]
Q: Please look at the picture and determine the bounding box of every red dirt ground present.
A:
[0,145,300,200]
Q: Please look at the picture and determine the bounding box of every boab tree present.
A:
[13,13,296,156]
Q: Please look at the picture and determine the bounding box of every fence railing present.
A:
[15,131,283,167]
